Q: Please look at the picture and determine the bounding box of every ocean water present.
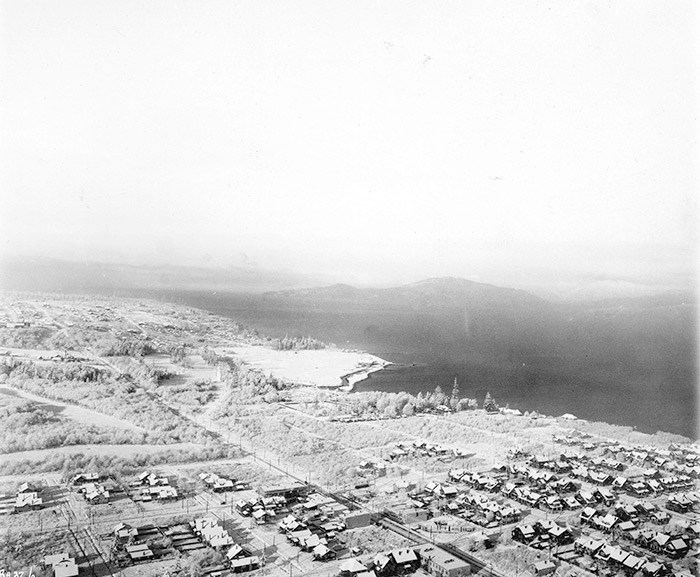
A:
[136,289,696,439]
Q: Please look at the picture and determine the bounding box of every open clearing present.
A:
[0,441,206,465]
[223,345,389,387]
[0,385,146,431]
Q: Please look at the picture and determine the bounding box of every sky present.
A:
[1,0,697,292]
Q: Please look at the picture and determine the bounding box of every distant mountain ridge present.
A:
[264,276,546,312]
[0,257,322,294]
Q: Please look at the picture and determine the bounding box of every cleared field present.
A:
[223,345,388,388]
[0,385,146,431]
[0,442,206,464]
[144,352,220,385]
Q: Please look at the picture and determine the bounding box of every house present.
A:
[532,561,556,576]
[156,485,178,501]
[389,548,420,573]
[595,488,615,506]
[615,520,636,537]
[613,476,628,491]
[312,544,336,561]
[580,507,598,524]
[649,533,670,553]
[415,544,470,577]
[577,490,596,506]
[339,558,370,576]
[615,503,638,522]
[513,524,537,544]
[629,482,651,497]
[72,473,99,485]
[544,496,564,511]
[588,471,611,485]
[345,511,372,529]
[546,524,574,545]
[621,553,645,575]
[83,483,109,504]
[606,546,630,568]
[373,552,394,576]
[43,554,70,568]
[259,481,307,499]
[664,538,689,559]
[229,556,261,573]
[14,491,42,512]
[641,560,666,577]
[114,522,138,541]
[53,560,79,577]
[574,536,604,556]
[650,510,670,525]
[667,495,692,513]
[125,543,154,561]
[685,523,700,538]
[596,513,619,532]
[226,544,246,561]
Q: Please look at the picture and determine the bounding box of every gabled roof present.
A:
[54,560,79,577]
[391,548,418,564]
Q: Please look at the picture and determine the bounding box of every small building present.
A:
[53,560,79,577]
[125,543,154,561]
[339,558,370,577]
[43,554,70,568]
[415,544,470,577]
[345,511,372,529]
[664,538,690,559]
[229,555,261,573]
[14,491,42,512]
[532,561,556,576]
[389,548,420,573]
[259,481,307,499]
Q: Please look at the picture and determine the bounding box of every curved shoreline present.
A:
[339,359,392,392]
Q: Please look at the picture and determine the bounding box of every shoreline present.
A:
[338,359,392,392]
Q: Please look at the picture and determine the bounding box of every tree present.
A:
[450,377,460,410]
[402,402,415,417]
[433,385,447,406]
[483,392,498,413]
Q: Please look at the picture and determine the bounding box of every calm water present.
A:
[130,289,696,439]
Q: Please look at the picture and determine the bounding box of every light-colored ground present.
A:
[144,352,220,384]
[0,385,146,431]
[222,345,389,388]
[0,442,204,464]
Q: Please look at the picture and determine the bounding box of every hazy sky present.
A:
[1,1,697,290]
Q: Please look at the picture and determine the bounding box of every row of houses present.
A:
[666,493,699,513]
[339,544,470,577]
[577,507,692,559]
[604,443,700,478]
[192,515,261,572]
[236,494,288,523]
[199,471,250,492]
[279,514,341,561]
[388,441,458,461]
[573,536,670,577]
[131,471,179,502]
[512,519,575,548]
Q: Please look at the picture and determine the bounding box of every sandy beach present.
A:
[222,345,390,388]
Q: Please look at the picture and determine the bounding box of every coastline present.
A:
[338,358,392,392]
